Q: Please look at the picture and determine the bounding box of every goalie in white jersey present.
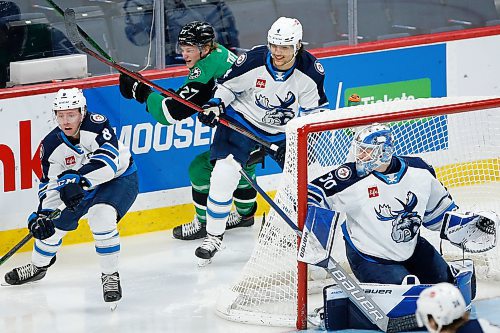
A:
[195,17,328,264]
[416,282,500,333]
[307,123,499,285]
[4,88,139,306]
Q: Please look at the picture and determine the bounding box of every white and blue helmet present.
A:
[416,283,467,333]
[353,123,394,177]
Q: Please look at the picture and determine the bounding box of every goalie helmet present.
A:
[416,283,467,333]
[177,21,215,47]
[53,88,87,117]
[267,17,302,53]
[353,123,394,177]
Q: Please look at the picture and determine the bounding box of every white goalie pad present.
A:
[441,210,499,253]
[297,206,341,267]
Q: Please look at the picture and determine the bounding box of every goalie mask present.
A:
[353,123,394,177]
[416,283,467,333]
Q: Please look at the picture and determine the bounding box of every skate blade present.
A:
[109,302,118,311]
[197,258,212,267]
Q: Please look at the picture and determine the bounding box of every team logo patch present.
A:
[189,67,202,79]
[65,155,76,166]
[256,78,266,88]
[314,61,325,75]
[368,186,379,198]
[235,53,247,66]
[335,166,351,180]
[90,114,106,123]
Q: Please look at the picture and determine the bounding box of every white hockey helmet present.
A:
[416,283,467,333]
[267,17,303,52]
[353,123,394,177]
[53,88,87,116]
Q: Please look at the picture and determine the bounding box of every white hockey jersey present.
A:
[214,45,328,140]
[38,112,133,211]
[308,156,456,262]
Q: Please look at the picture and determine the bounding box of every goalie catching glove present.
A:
[441,210,499,253]
[198,98,224,128]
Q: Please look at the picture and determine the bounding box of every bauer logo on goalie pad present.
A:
[298,206,340,267]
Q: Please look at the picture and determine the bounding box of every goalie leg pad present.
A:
[206,157,241,236]
[88,204,120,274]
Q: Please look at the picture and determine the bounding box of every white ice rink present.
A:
[1,220,499,333]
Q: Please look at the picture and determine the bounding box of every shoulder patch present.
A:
[335,166,352,180]
[314,60,325,75]
[189,67,202,79]
[90,114,107,123]
[235,53,247,66]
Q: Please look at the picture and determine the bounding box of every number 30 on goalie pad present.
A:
[297,206,342,267]
[441,210,499,253]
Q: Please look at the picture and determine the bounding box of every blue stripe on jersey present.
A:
[265,52,296,81]
[224,107,285,142]
[101,142,119,157]
[91,154,118,173]
[59,132,84,154]
[423,202,457,227]
[95,244,120,254]
[307,184,332,210]
[425,194,452,216]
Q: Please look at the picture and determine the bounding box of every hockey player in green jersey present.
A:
[119,21,257,240]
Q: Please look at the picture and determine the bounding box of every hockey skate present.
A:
[195,234,224,267]
[4,256,56,286]
[226,210,255,230]
[101,272,122,310]
[172,215,207,240]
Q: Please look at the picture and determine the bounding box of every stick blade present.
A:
[63,8,85,50]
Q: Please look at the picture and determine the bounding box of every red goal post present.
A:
[217,96,500,329]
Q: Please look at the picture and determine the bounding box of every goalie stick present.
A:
[63,9,280,154]
[44,0,113,62]
[229,156,418,332]
[0,204,65,267]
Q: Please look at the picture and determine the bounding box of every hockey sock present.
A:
[206,157,241,236]
[31,228,67,267]
[88,204,120,274]
[192,188,208,224]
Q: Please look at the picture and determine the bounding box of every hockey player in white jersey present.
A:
[416,282,500,332]
[4,88,139,307]
[307,123,498,285]
[195,17,329,265]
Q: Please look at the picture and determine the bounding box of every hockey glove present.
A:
[28,210,56,240]
[119,73,152,104]
[57,170,91,211]
[199,98,225,128]
[272,141,286,170]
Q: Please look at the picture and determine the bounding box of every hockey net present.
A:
[216,96,500,328]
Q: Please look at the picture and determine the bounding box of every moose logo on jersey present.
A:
[375,191,422,243]
[256,92,296,126]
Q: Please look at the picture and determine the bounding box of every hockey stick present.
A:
[229,156,417,332]
[63,9,280,153]
[0,204,65,267]
[44,0,113,61]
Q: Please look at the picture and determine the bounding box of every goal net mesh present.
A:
[216,97,500,327]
